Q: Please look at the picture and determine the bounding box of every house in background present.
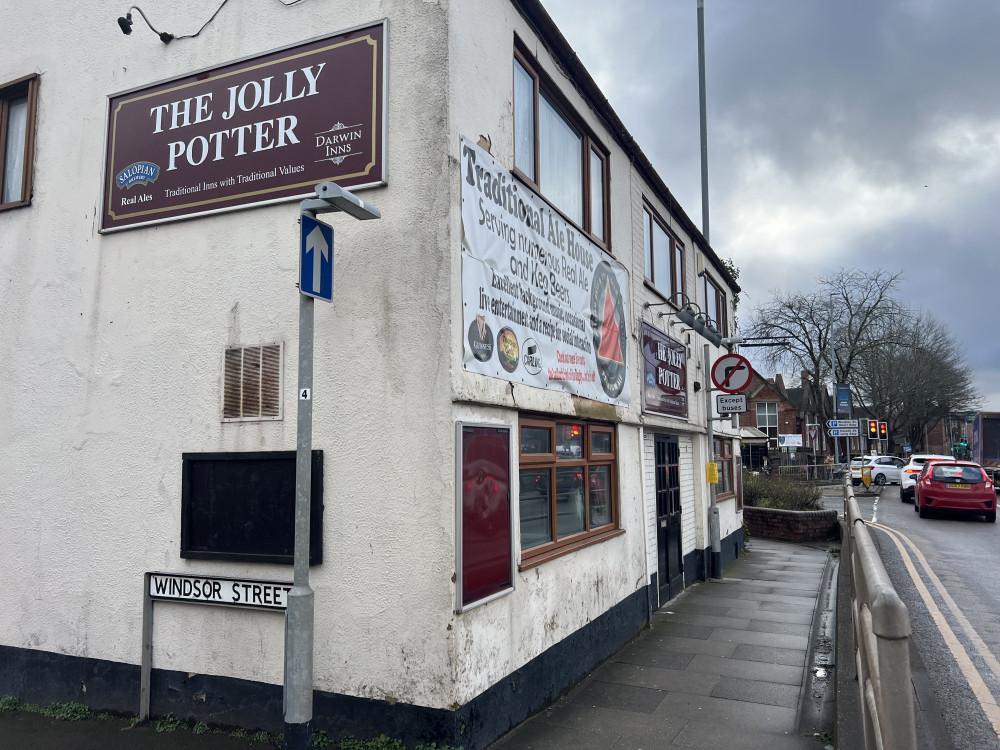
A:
[739,370,831,472]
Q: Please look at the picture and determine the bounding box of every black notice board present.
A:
[181,451,323,565]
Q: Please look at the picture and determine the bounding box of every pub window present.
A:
[703,274,727,336]
[513,49,610,246]
[0,74,39,210]
[518,416,618,565]
[714,437,734,497]
[643,206,684,304]
[223,343,282,422]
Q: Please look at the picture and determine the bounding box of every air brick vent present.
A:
[223,343,282,421]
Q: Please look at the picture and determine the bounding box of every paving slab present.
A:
[707,627,809,650]
[654,611,753,630]
[747,619,812,637]
[731,643,807,667]
[710,677,802,708]
[685,653,803,685]
[594,661,719,695]
[564,680,668,714]
[669,719,814,749]
[654,692,799,733]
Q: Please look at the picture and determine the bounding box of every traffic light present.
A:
[867,420,878,439]
[878,422,888,440]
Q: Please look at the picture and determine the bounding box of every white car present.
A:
[900,453,955,502]
[850,455,877,485]
[851,455,905,487]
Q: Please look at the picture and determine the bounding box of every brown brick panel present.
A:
[743,506,840,543]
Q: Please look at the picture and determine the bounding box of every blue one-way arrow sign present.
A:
[300,214,334,302]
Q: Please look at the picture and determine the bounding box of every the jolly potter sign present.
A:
[641,322,687,418]
[461,137,630,407]
[101,22,385,232]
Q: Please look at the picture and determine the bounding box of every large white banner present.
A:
[460,137,630,406]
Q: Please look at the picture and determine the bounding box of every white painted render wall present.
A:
[1,0,462,709]
[0,0,740,713]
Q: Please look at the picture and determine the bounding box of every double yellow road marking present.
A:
[868,521,1000,736]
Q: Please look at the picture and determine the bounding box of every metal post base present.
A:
[284,720,312,750]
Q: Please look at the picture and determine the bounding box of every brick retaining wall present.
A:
[743,506,840,543]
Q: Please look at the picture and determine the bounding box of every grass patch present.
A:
[155,712,183,733]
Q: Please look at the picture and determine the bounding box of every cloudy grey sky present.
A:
[539,0,1000,410]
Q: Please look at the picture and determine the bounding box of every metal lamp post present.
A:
[285,182,380,750]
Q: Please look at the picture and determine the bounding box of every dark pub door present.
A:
[655,434,683,604]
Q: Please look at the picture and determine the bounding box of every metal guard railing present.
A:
[844,480,917,749]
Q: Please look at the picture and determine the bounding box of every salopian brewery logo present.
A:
[468,314,494,362]
[590,262,627,398]
[497,328,520,373]
[115,161,161,189]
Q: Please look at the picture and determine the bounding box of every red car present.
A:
[914,460,996,522]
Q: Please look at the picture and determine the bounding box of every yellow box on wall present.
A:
[706,462,719,484]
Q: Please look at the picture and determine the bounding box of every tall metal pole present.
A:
[706,343,722,579]
[285,211,317,750]
[697,0,710,243]
[698,1,720,580]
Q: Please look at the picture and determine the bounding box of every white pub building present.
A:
[0,0,743,746]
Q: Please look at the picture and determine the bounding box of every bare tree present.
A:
[852,311,979,451]
[742,269,904,423]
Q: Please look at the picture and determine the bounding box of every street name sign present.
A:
[828,428,859,437]
[711,353,753,394]
[300,214,334,301]
[716,393,747,414]
[148,573,291,611]
[826,419,858,429]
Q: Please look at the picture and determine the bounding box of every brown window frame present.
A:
[518,415,621,568]
[643,203,685,305]
[513,46,611,250]
[703,274,728,337]
[714,437,734,499]
[0,74,39,211]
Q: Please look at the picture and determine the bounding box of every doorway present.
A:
[655,434,683,604]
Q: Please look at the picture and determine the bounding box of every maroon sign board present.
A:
[458,424,513,610]
[101,21,386,232]
[641,323,688,419]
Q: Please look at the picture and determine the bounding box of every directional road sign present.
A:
[300,214,334,302]
[828,428,859,437]
[711,353,753,394]
[826,419,859,429]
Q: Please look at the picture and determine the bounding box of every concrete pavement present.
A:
[492,537,837,749]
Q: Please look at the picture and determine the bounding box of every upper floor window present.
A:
[513,50,609,246]
[703,274,727,336]
[643,206,684,303]
[1,74,39,210]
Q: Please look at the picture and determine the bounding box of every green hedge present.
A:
[742,471,822,511]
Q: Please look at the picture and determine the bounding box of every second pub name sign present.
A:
[101,21,386,232]
[642,323,688,419]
